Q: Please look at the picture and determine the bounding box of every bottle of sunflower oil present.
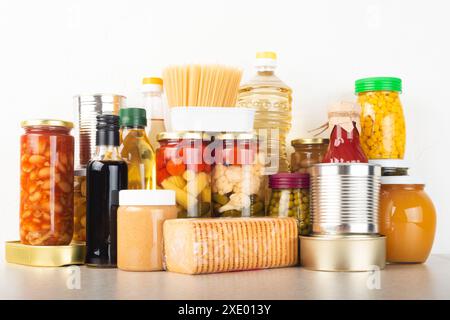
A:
[119,108,156,189]
[237,52,292,173]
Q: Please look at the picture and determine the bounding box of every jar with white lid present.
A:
[117,189,177,271]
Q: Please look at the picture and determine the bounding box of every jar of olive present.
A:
[267,173,311,235]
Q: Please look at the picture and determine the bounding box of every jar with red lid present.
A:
[20,120,75,245]
[268,173,310,235]
[156,132,211,218]
[212,133,265,217]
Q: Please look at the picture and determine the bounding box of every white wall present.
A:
[0,0,448,253]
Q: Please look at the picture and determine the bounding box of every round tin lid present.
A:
[291,138,329,146]
[269,172,310,189]
[21,119,73,129]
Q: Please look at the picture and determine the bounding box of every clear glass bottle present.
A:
[142,77,167,149]
[119,108,156,190]
[237,52,292,173]
[86,115,128,268]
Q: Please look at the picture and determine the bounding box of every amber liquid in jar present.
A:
[20,124,74,246]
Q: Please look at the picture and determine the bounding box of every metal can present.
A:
[310,163,381,235]
[73,94,126,169]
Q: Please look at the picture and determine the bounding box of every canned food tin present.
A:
[310,163,381,235]
[73,94,126,169]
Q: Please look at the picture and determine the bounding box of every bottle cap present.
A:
[255,51,277,68]
[119,190,176,206]
[142,77,163,93]
[96,114,120,146]
[269,172,310,189]
[355,77,402,93]
[119,108,147,127]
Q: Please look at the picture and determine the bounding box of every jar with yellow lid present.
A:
[355,77,406,159]
[291,138,329,173]
[20,119,74,246]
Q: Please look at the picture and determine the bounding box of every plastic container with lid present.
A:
[156,132,212,218]
[268,173,311,235]
[291,138,329,173]
[212,133,265,217]
[20,120,74,246]
[379,176,436,263]
[117,190,177,271]
[355,77,406,159]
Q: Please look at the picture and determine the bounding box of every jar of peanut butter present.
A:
[117,190,177,271]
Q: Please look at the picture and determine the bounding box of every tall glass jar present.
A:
[379,176,436,263]
[156,132,211,218]
[355,77,406,159]
[291,138,329,173]
[20,120,74,245]
[212,133,265,217]
[268,173,311,235]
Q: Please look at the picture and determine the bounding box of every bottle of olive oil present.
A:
[119,108,156,189]
[86,114,128,268]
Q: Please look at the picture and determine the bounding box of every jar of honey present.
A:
[355,77,406,159]
[379,176,436,263]
[20,120,74,245]
[290,138,329,173]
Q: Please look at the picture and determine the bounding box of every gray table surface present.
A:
[0,255,449,300]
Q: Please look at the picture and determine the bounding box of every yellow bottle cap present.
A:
[142,77,163,85]
[256,51,277,60]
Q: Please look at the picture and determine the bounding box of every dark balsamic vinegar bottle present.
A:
[86,114,128,268]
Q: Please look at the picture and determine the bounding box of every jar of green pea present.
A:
[267,173,311,235]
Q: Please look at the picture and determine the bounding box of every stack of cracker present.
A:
[163,217,298,274]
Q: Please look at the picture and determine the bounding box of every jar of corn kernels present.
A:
[355,77,406,159]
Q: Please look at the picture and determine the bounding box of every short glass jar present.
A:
[379,176,436,263]
[20,120,74,246]
[291,138,329,173]
[117,190,177,271]
[355,77,406,159]
[156,132,211,218]
[268,173,311,235]
[212,133,265,217]
[370,159,410,176]
[73,169,86,242]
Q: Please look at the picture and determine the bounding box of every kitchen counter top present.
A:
[1,255,449,300]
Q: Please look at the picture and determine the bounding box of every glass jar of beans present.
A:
[267,173,311,235]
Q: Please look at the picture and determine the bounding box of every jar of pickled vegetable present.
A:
[20,120,74,245]
[291,138,329,173]
[355,77,406,159]
[212,133,265,217]
[268,173,310,235]
[156,132,211,218]
[73,169,86,241]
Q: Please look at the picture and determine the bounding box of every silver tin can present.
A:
[73,94,126,169]
[310,163,381,235]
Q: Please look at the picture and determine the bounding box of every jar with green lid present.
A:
[369,159,410,176]
[268,173,311,235]
[291,138,329,173]
[355,77,406,159]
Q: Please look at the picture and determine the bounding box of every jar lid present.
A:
[142,77,163,86]
[291,138,329,146]
[269,173,310,189]
[119,190,176,206]
[369,159,410,169]
[157,132,182,141]
[355,77,402,93]
[381,176,424,185]
[21,119,74,129]
[217,132,258,141]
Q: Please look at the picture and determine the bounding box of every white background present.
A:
[0,0,448,254]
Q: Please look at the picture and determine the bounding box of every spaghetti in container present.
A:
[20,120,74,245]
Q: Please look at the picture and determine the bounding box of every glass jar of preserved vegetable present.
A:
[355,77,406,159]
[291,138,329,173]
[20,120,74,245]
[212,133,265,217]
[268,173,310,235]
[156,132,211,218]
[73,169,86,241]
